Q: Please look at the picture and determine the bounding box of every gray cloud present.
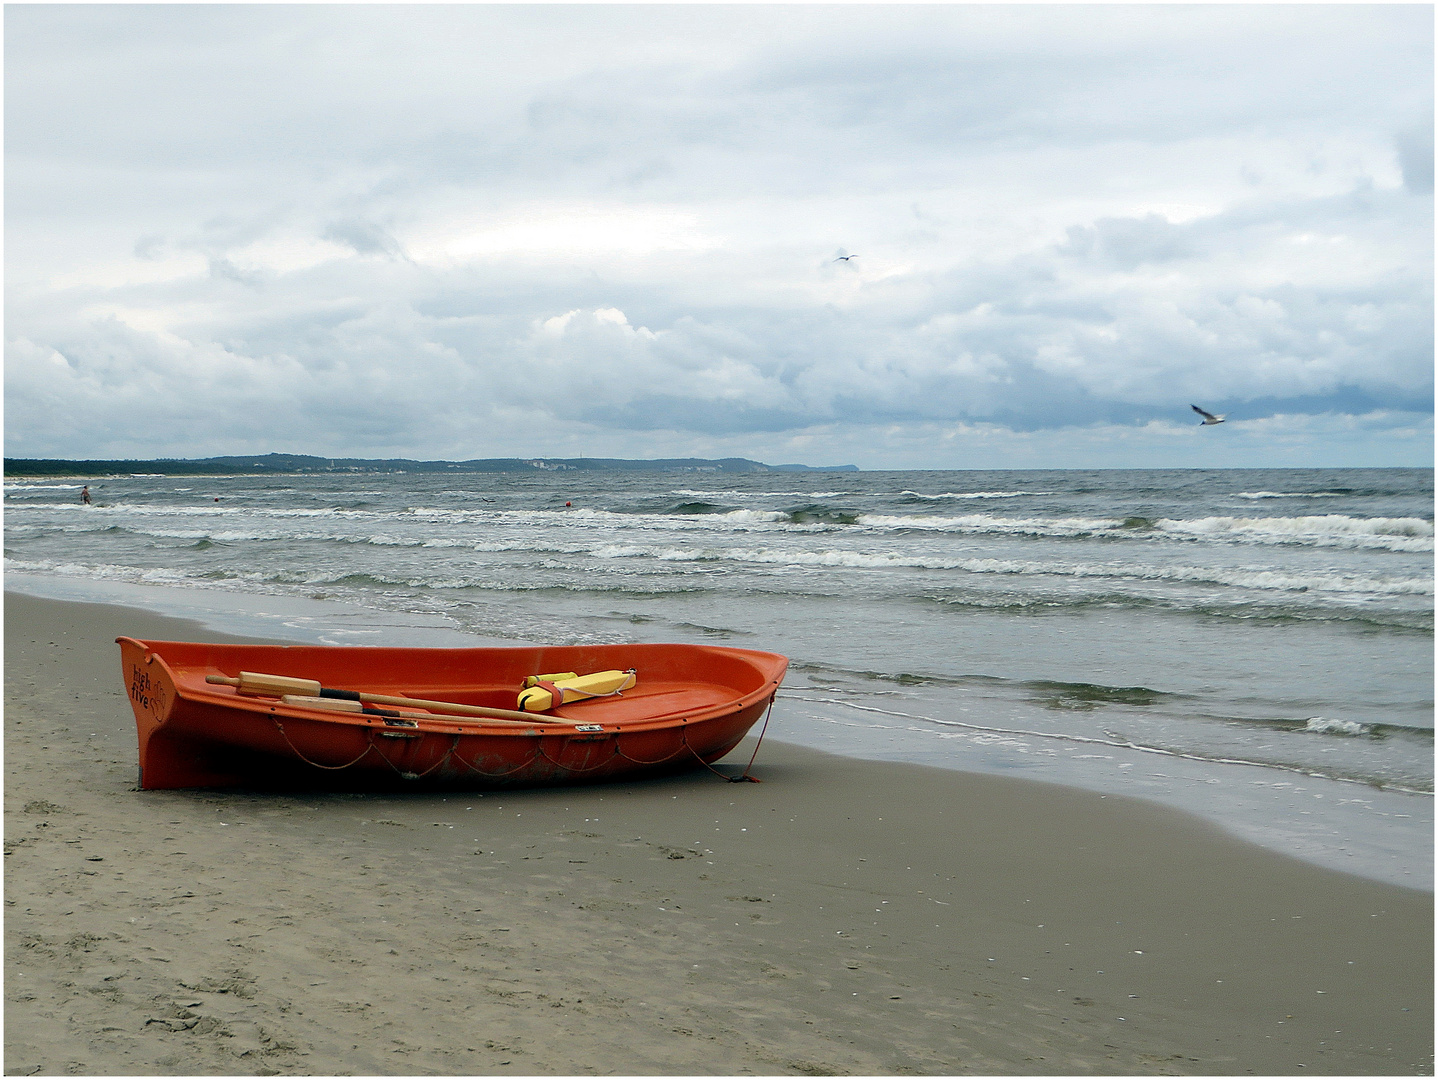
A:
[1396,121,1435,195]
[1059,215,1195,269]
[321,219,409,260]
[4,5,1432,468]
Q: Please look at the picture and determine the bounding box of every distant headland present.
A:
[4,453,859,477]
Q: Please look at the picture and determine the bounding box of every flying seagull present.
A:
[833,254,858,262]
[1191,404,1226,425]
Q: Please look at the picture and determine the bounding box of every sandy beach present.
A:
[4,591,1432,1075]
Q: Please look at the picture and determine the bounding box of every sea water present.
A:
[5,467,1432,888]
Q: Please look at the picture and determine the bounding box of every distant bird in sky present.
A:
[1191,404,1226,425]
[833,253,858,262]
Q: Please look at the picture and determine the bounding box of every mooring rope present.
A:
[731,694,777,783]
[683,695,775,783]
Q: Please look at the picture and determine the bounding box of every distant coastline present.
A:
[3,452,859,477]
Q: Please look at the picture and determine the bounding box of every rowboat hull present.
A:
[116,637,788,791]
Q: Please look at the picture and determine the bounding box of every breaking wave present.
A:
[1155,514,1433,552]
[900,490,1057,500]
[1303,717,1375,737]
[670,489,853,499]
[855,511,1433,551]
[1235,491,1348,500]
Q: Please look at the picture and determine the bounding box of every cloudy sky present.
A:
[6,4,1432,469]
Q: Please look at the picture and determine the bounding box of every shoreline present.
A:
[7,571,1432,892]
[5,591,1433,1075]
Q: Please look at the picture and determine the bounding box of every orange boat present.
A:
[116,637,788,791]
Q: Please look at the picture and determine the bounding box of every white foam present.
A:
[1304,717,1374,737]
[900,490,1056,500]
[846,510,1435,550]
[856,512,1120,536]
[28,501,374,520]
[411,504,840,534]
[1235,491,1347,500]
[576,544,1430,595]
[670,489,852,499]
[1156,514,1434,552]
[5,556,197,587]
[60,497,1433,556]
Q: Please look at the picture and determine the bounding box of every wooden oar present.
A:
[278,695,538,728]
[205,672,566,724]
[283,695,423,719]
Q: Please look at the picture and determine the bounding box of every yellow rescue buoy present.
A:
[518,669,637,712]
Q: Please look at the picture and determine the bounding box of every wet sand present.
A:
[4,591,1432,1075]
